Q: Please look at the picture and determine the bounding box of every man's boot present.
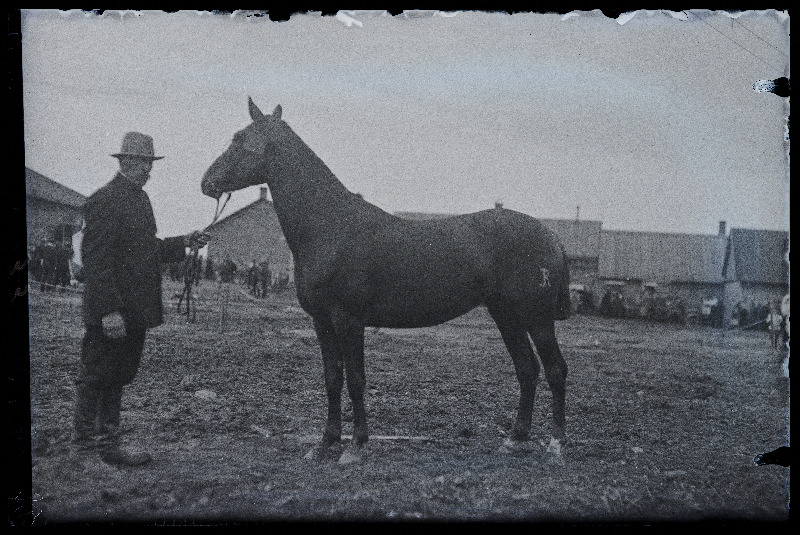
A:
[99,431,152,467]
[72,382,101,456]
[97,386,151,467]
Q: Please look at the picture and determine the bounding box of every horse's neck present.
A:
[267,127,367,250]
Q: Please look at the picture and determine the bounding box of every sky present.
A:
[21,9,790,240]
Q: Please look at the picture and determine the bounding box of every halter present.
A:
[210,192,232,228]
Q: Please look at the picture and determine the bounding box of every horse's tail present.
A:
[554,242,571,321]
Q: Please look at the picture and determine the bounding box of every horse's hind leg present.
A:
[488,306,540,442]
[528,322,568,445]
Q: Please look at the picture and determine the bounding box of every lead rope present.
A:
[206,192,232,333]
[191,191,232,267]
[182,192,232,325]
[194,191,231,280]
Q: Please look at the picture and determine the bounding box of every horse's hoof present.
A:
[545,436,563,455]
[497,437,529,455]
[303,448,321,461]
[544,436,566,466]
[303,443,341,461]
[338,445,364,465]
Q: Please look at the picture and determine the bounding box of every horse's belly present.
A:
[361,284,484,328]
[327,236,493,327]
[365,305,479,328]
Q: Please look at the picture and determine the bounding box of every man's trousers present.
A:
[73,325,147,448]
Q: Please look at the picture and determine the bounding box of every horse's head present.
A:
[201,98,283,200]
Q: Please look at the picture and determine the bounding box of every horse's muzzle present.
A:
[201,154,232,199]
[200,174,221,200]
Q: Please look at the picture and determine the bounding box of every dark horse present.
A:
[202,99,571,462]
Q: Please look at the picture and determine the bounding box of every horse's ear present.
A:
[272,105,282,120]
[248,97,265,122]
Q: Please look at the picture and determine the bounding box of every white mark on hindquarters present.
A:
[540,268,551,288]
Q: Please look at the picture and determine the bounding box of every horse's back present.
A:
[383,208,570,321]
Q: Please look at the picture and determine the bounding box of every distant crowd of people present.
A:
[29,236,77,292]
[572,286,789,346]
[593,288,687,324]
[165,254,292,296]
[733,300,771,328]
[245,259,272,298]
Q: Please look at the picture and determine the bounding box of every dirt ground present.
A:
[25,279,790,524]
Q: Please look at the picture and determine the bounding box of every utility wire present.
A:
[731,16,790,61]
[684,10,786,75]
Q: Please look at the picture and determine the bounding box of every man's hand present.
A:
[102,311,127,339]
[184,230,211,249]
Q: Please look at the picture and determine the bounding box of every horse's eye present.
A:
[243,132,266,154]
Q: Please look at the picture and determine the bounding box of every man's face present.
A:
[120,157,155,187]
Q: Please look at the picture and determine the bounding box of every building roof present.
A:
[206,197,272,230]
[209,201,787,287]
[539,218,602,259]
[723,228,789,285]
[25,167,86,209]
[599,230,728,284]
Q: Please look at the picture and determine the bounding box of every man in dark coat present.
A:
[74,132,209,467]
[32,240,56,291]
[52,236,74,289]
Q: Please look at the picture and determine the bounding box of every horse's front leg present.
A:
[305,316,344,460]
[331,309,368,463]
[342,328,368,447]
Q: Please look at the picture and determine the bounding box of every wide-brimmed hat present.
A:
[111,132,164,160]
